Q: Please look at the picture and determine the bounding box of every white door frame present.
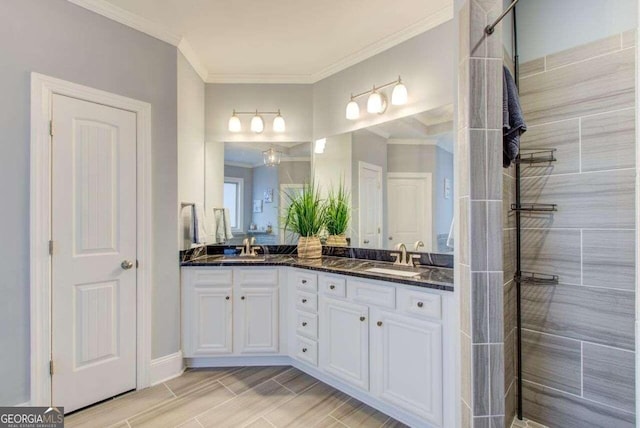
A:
[358,161,383,248]
[30,73,153,406]
[387,172,433,251]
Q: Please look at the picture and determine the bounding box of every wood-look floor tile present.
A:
[331,398,390,427]
[314,416,346,427]
[263,382,350,427]
[165,367,242,397]
[218,366,291,395]
[109,423,131,428]
[245,418,276,428]
[380,418,409,428]
[198,380,295,428]
[177,419,204,428]
[273,368,318,394]
[65,384,174,428]
[128,381,234,428]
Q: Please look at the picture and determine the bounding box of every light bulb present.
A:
[273,112,286,132]
[228,113,241,132]
[391,80,408,105]
[345,99,360,120]
[367,90,384,113]
[250,113,264,133]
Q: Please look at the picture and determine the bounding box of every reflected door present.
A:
[387,173,432,251]
[358,162,383,248]
[51,94,137,412]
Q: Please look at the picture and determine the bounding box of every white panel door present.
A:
[319,296,369,390]
[236,287,279,353]
[51,94,137,413]
[189,286,233,356]
[358,162,382,249]
[387,173,432,251]
[370,309,443,426]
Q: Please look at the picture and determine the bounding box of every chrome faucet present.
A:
[391,243,420,267]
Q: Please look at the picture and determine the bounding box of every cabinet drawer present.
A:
[295,335,318,366]
[295,290,318,313]
[190,268,233,286]
[319,274,346,298]
[292,271,318,292]
[347,280,396,309]
[236,268,278,286]
[397,288,442,320]
[296,311,318,340]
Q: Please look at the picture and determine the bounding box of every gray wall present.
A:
[313,21,454,139]
[0,0,179,405]
[516,0,637,62]
[251,165,279,234]
[514,31,637,427]
[224,165,254,233]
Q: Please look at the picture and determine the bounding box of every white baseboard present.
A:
[150,350,185,385]
[186,355,291,368]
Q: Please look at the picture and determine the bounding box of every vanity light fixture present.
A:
[262,147,282,167]
[345,76,408,120]
[227,109,286,134]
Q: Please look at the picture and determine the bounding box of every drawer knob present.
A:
[417,301,424,308]
[360,316,366,322]
[241,296,245,300]
[302,298,307,303]
[329,285,335,290]
[225,296,230,300]
[302,279,307,284]
[302,348,308,353]
[377,321,383,327]
[302,322,308,327]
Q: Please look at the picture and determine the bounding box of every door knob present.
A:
[121,260,134,270]
[360,316,366,322]
[363,240,370,244]
[388,236,394,240]
[377,321,383,327]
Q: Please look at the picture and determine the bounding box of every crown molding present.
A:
[178,39,208,81]
[309,4,453,83]
[206,74,314,84]
[67,0,181,46]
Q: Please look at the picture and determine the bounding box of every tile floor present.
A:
[65,366,407,428]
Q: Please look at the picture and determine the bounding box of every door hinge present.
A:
[48,240,53,255]
[136,260,139,268]
[49,360,54,376]
[49,120,53,137]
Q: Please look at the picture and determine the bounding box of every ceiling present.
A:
[70,0,452,83]
[365,104,453,139]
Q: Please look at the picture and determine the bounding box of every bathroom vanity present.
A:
[181,254,455,428]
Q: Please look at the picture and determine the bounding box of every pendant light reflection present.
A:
[263,148,281,167]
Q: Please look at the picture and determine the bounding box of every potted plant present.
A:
[284,182,326,259]
[324,183,350,247]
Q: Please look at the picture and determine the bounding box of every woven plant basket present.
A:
[297,236,322,259]
[325,234,348,247]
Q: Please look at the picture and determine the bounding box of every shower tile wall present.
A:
[515,31,637,427]
[457,0,507,427]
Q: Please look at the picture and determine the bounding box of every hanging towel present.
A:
[214,208,234,243]
[188,205,208,246]
[503,66,527,168]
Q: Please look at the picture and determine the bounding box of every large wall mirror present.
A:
[313,105,454,254]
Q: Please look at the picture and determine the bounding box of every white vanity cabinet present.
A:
[182,267,281,357]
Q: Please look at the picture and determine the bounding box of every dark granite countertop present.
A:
[181,254,454,292]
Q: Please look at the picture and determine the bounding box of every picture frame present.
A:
[253,199,263,213]
[264,188,273,203]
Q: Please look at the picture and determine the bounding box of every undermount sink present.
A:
[215,255,266,262]
[365,267,421,278]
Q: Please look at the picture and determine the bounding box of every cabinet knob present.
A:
[302,348,308,353]
[241,296,245,300]
[302,279,307,284]
[329,285,335,290]
[225,296,230,300]
[377,321,383,327]
[360,316,366,322]
[417,301,424,308]
[302,322,308,327]
[302,298,307,303]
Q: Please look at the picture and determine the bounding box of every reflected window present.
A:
[223,177,243,232]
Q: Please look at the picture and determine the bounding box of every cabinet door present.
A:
[319,296,369,390]
[370,309,443,426]
[188,286,233,356]
[236,287,279,353]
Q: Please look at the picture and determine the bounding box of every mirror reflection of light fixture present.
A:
[250,111,264,133]
[263,147,281,167]
[228,110,242,132]
[314,138,326,154]
[345,76,407,119]
[227,109,285,133]
[345,96,360,120]
[272,109,286,132]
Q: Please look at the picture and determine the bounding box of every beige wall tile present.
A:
[583,230,636,290]
[521,229,581,285]
[622,30,636,48]
[519,58,545,78]
[546,35,621,70]
[581,108,636,172]
[520,119,580,177]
